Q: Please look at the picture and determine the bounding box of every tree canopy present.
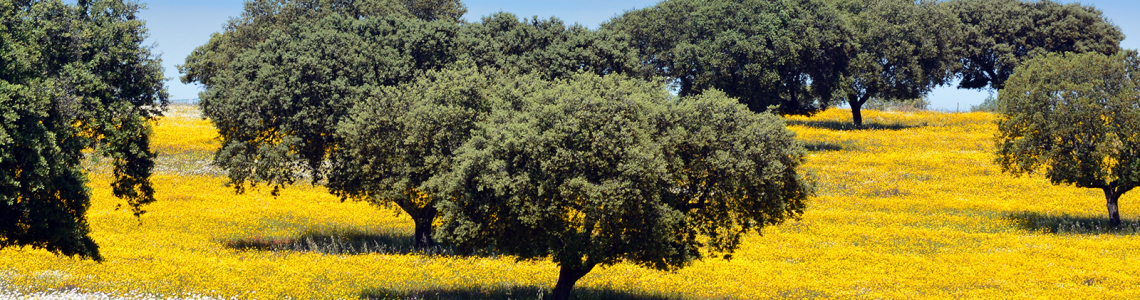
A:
[831,0,960,128]
[199,13,460,194]
[429,73,812,300]
[178,0,465,88]
[327,65,536,248]
[457,12,640,81]
[995,51,1140,227]
[949,0,1123,91]
[605,0,852,116]
[186,2,646,249]
[0,0,168,261]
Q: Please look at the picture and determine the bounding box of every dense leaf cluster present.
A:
[996,51,1140,227]
[605,0,850,116]
[0,0,167,261]
[949,0,1124,90]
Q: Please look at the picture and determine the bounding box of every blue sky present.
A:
[136,0,1140,110]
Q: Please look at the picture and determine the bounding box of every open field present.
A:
[3,106,1140,299]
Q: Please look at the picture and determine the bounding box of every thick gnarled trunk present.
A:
[549,264,596,300]
[412,211,436,249]
[397,198,438,250]
[1104,188,1122,228]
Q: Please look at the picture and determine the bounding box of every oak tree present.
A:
[832,0,960,128]
[995,51,1140,227]
[605,0,852,115]
[948,0,1123,90]
[429,73,812,300]
[0,0,168,261]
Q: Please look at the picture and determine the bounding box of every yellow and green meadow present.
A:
[3,106,1139,299]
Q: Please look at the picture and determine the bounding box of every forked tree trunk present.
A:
[398,198,438,250]
[1104,188,1122,228]
[549,264,595,300]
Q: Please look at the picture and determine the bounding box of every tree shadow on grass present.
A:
[1005,211,1140,235]
[802,140,860,152]
[359,286,676,300]
[786,119,924,131]
[222,227,460,256]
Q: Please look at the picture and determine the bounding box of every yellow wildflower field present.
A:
[3,105,1139,299]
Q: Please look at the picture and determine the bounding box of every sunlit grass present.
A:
[4,107,1140,298]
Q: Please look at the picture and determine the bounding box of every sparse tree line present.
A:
[1,0,1136,298]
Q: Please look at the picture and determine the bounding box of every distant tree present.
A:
[995,51,1140,227]
[605,0,852,115]
[948,0,1123,91]
[178,0,465,88]
[0,0,168,261]
[457,12,641,80]
[429,73,812,300]
[832,0,960,128]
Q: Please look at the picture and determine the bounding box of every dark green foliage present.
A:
[995,51,1140,227]
[200,13,460,193]
[327,66,528,248]
[429,73,812,299]
[948,0,1123,90]
[458,12,641,80]
[0,0,168,261]
[605,0,852,116]
[186,2,643,249]
[832,0,960,127]
[178,0,465,88]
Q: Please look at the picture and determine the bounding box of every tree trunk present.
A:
[1104,188,1121,228]
[849,97,865,129]
[412,208,437,249]
[549,264,595,300]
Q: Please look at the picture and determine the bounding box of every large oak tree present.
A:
[995,51,1140,227]
[0,0,168,261]
[429,73,812,300]
[184,2,642,249]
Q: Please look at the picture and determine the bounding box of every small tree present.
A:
[996,51,1140,227]
[0,0,168,260]
[948,0,1123,91]
[429,73,812,300]
[832,0,960,128]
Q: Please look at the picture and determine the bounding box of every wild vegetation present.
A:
[3,0,1138,298]
[2,107,1140,299]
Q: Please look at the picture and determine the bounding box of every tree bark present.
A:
[849,96,865,129]
[549,264,596,300]
[1104,188,1122,228]
[412,208,437,249]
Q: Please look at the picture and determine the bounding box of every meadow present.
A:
[2,105,1140,299]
